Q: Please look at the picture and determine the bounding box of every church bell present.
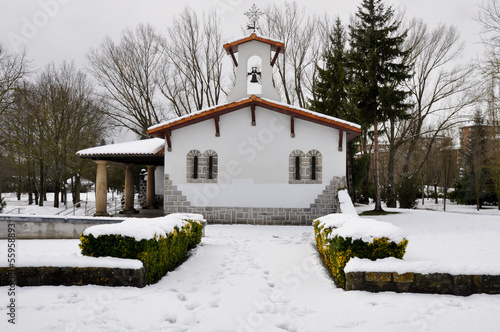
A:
[248,66,261,83]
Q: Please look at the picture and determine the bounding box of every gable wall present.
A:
[164,106,346,209]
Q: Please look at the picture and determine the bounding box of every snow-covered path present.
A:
[2,223,500,331]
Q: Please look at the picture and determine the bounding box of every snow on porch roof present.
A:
[76,138,165,165]
[147,95,361,140]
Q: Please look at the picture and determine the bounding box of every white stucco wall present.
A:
[155,166,164,196]
[164,106,346,208]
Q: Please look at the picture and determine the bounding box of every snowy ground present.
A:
[1,196,500,331]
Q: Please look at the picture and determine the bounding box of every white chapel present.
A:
[146,30,361,224]
[77,11,361,224]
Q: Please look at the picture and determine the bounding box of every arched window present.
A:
[203,150,218,183]
[208,156,214,180]
[311,156,317,180]
[187,150,202,183]
[289,150,305,184]
[193,156,199,179]
[295,156,301,180]
[306,150,322,183]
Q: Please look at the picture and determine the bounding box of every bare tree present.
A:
[477,0,500,75]
[0,44,29,148]
[158,7,226,117]
[87,23,165,138]
[2,63,109,207]
[259,1,327,107]
[383,19,478,207]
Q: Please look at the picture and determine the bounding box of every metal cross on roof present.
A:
[244,4,264,32]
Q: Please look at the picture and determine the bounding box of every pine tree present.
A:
[310,18,361,201]
[310,17,351,119]
[348,0,412,211]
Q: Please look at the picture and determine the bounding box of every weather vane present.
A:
[244,4,264,33]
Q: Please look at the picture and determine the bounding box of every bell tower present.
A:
[223,5,284,102]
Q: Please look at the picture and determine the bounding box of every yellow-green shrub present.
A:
[80,218,203,284]
[313,219,408,289]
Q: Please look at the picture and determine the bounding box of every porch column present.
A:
[123,164,135,213]
[145,165,156,209]
[94,160,110,216]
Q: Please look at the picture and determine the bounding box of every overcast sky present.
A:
[0,0,484,70]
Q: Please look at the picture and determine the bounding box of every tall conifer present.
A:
[348,0,411,211]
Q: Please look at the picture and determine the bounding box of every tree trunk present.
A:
[421,174,425,206]
[53,180,60,208]
[75,174,81,207]
[34,182,39,205]
[38,161,44,207]
[373,118,383,212]
[362,155,371,205]
[346,142,355,202]
[434,183,438,204]
[386,121,397,208]
[443,187,448,211]
[28,172,34,205]
[386,152,396,208]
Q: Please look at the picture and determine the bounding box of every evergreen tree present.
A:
[310,18,361,201]
[310,17,351,119]
[348,0,412,211]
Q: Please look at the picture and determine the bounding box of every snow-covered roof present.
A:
[223,32,285,55]
[147,95,361,140]
[77,138,164,157]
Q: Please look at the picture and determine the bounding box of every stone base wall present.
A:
[0,216,122,239]
[346,271,500,296]
[164,175,346,225]
[0,266,147,288]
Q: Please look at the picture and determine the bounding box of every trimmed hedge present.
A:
[80,217,203,284]
[313,218,408,289]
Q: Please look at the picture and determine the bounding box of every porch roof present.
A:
[76,138,165,166]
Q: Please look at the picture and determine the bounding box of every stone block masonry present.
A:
[346,271,500,296]
[0,266,147,288]
[163,175,346,225]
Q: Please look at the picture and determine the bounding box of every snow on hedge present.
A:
[315,213,406,244]
[14,255,143,269]
[83,213,205,241]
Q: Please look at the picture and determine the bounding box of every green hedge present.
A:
[313,219,408,289]
[80,218,203,284]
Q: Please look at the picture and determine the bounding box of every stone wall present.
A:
[164,174,346,225]
[346,271,500,296]
[0,265,147,288]
[0,216,122,239]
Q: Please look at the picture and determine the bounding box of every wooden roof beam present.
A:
[270,47,281,67]
[214,115,220,137]
[229,48,238,67]
[165,131,172,152]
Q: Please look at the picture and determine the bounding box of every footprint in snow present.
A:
[209,299,220,308]
[177,293,187,302]
[185,301,201,311]
[163,313,176,324]
[275,320,298,332]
